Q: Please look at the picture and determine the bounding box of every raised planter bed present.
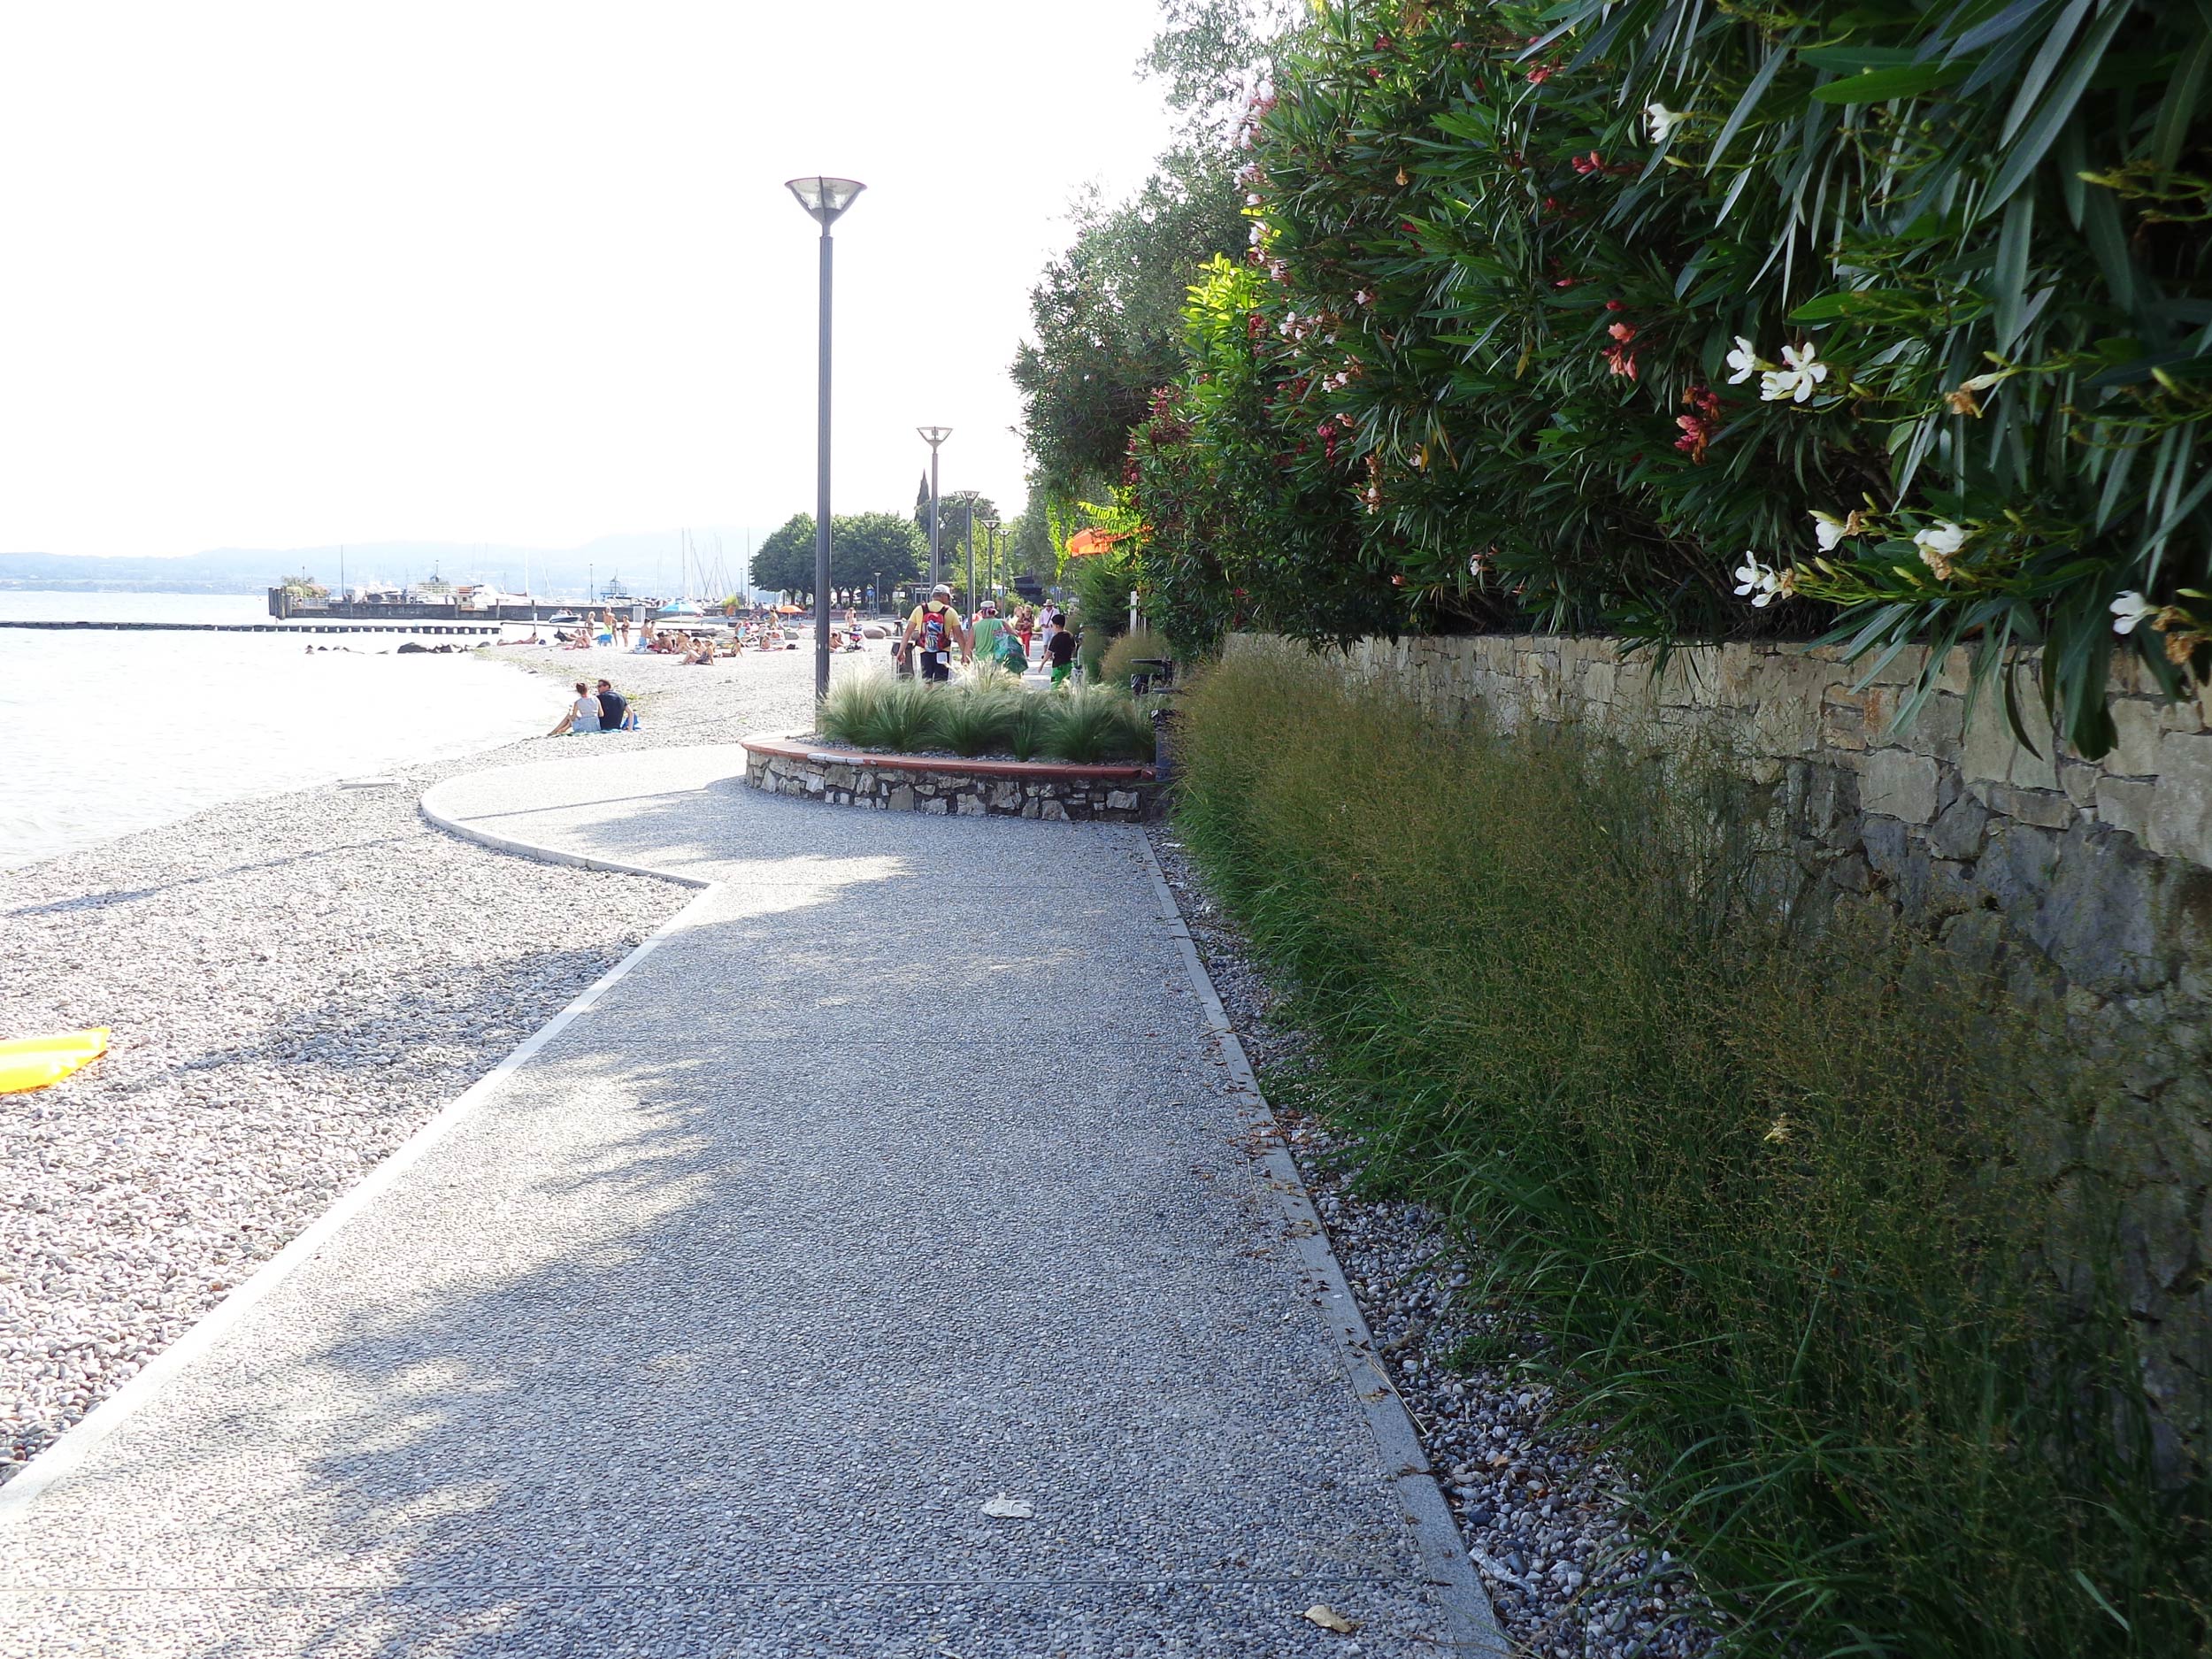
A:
[741,734,1163,822]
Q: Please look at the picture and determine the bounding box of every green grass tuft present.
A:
[1042,685,1153,763]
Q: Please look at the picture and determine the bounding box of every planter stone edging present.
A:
[741,734,1163,822]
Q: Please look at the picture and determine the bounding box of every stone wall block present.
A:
[1861,749,1941,824]
[1985,784,2078,831]
[2099,777,2156,839]
[2148,733,2212,870]
[1928,795,1991,861]
[1962,680,2062,791]
[2108,699,2165,777]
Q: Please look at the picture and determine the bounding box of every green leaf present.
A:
[1706,44,1788,174]
[1979,2,2131,219]
[2153,27,2212,170]
[1809,65,1962,104]
[1798,47,1924,72]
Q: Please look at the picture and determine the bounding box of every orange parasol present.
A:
[1064,527,1127,559]
[775,603,803,614]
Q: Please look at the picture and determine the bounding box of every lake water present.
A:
[0,592,563,870]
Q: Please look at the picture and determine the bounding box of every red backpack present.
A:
[920,603,954,654]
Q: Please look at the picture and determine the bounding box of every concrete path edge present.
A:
[1133,831,1509,1659]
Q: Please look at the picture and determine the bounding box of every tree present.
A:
[1006,507,1058,585]
[1011,147,1248,505]
[750,511,926,598]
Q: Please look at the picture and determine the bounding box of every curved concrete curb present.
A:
[1134,832,1508,1658]
[419,774,717,888]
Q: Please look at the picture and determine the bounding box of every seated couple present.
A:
[548,680,632,736]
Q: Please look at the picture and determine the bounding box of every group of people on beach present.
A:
[547,678,631,737]
[895,586,1077,685]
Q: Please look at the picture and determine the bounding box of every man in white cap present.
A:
[903,583,965,683]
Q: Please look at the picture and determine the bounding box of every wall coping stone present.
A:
[741,733,1155,783]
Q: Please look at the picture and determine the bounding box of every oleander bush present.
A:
[1174,644,2208,1657]
[1124,0,2212,754]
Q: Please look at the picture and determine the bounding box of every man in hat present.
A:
[903,583,966,683]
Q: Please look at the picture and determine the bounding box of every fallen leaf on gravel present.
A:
[979,1493,1033,1518]
[1302,1605,1358,1634]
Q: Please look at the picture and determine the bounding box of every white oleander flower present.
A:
[1759,342,1829,404]
[1644,101,1686,142]
[1724,335,1760,385]
[1733,554,1786,607]
[2111,590,2155,635]
[1913,519,1967,580]
[1810,510,1849,552]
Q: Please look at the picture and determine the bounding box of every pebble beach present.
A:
[0,641,826,1479]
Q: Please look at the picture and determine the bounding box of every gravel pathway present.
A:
[1,746,1490,1656]
[0,642,844,1482]
[1148,826,1718,1659]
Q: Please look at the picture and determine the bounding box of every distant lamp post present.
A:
[979,515,1000,611]
[787,174,866,700]
[918,426,951,591]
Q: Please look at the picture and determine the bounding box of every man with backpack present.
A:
[903,583,965,683]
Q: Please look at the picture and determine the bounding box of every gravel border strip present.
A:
[0,873,723,1524]
[1131,832,1508,1658]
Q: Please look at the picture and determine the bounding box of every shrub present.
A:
[1174,643,2208,1659]
[1099,630,1165,688]
[1125,1,2212,754]
[1042,685,1155,763]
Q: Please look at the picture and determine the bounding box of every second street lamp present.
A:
[786,174,865,701]
[917,426,950,591]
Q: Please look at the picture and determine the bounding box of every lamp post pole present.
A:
[918,426,951,593]
[787,176,865,702]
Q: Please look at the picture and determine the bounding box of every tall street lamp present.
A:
[787,174,865,701]
[979,515,1000,608]
[918,426,951,591]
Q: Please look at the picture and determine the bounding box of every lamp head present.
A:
[785,176,865,227]
[917,425,952,448]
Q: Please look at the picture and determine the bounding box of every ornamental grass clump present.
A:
[1042,685,1153,763]
[1173,643,2208,1659]
[934,687,1018,758]
[1005,693,1055,762]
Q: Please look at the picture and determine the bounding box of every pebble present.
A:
[0,644,825,1480]
[1148,828,1719,1659]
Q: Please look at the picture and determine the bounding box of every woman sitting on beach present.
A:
[547,681,602,736]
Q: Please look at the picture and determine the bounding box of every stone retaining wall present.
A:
[1238,633,2212,1463]
[742,737,1160,822]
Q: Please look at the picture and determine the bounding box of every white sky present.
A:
[0,1,1179,558]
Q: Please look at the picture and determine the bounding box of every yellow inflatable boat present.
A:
[0,1028,109,1094]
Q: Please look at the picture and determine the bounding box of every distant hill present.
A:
[0,529,772,600]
